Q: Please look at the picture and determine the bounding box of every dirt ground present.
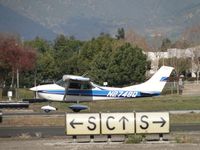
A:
[0,139,200,150]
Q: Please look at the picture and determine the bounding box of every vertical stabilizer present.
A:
[123,66,174,93]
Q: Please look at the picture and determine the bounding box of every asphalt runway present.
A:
[3,111,65,116]
[1,124,200,138]
[0,126,65,138]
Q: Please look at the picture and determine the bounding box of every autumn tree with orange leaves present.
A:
[0,34,37,87]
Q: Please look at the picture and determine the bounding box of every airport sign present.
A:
[101,113,135,134]
[136,112,169,134]
[66,113,100,135]
[65,112,169,135]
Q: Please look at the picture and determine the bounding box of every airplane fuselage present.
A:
[35,84,160,102]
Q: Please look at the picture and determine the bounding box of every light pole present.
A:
[16,68,19,100]
[15,43,19,100]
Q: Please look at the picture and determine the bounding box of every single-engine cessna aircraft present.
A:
[30,66,173,112]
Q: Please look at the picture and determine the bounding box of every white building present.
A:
[146,46,200,77]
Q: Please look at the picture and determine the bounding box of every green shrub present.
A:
[126,134,145,143]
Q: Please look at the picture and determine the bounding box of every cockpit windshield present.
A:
[55,79,65,87]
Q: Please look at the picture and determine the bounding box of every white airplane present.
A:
[30,66,173,105]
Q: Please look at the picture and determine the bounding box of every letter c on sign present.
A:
[106,116,115,130]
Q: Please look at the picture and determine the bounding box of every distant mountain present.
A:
[0,4,56,40]
[0,0,200,40]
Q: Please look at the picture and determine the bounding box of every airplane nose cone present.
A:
[30,86,37,91]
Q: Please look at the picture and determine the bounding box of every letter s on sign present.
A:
[140,115,149,130]
[87,116,96,131]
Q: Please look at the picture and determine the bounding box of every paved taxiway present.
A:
[0,139,200,150]
[1,110,200,137]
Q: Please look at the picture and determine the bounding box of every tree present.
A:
[171,40,190,49]
[182,24,200,46]
[159,57,191,76]
[0,34,37,87]
[116,28,125,40]
[24,37,51,53]
[107,43,148,86]
[160,38,172,51]
[3,32,150,88]
[36,49,56,81]
[53,34,83,78]
[149,32,164,70]
[125,29,150,51]
[89,40,113,84]
[24,37,55,86]
[89,42,149,86]
[77,35,113,75]
[193,46,200,83]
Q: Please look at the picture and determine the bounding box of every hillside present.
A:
[0,4,56,40]
[0,0,200,40]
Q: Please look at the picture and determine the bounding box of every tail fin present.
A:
[123,66,174,93]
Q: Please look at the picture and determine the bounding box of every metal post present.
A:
[159,134,163,141]
[90,135,94,143]
[124,135,128,143]
[107,135,112,143]
[72,135,77,143]
[0,111,2,123]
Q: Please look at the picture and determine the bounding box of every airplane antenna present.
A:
[82,73,88,77]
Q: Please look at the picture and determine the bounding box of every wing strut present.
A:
[63,81,69,101]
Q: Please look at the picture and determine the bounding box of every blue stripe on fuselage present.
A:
[38,89,109,97]
[38,89,160,98]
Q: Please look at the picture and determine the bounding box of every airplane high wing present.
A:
[63,75,90,82]
[30,66,174,102]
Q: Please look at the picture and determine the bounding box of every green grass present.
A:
[29,95,200,124]
[18,88,35,99]
[86,95,200,112]
[1,88,200,112]
[68,95,200,112]
[1,90,200,126]
[0,88,34,101]
[171,113,200,124]
[2,89,200,124]
[28,95,200,113]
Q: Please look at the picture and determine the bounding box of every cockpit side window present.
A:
[69,82,81,89]
[81,82,92,89]
[69,81,92,90]
[56,79,92,90]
